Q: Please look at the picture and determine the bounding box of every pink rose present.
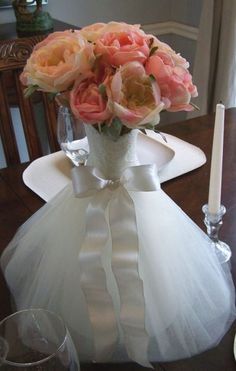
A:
[95,25,150,67]
[70,73,113,124]
[109,61,164,128]
[145,47,197,112]
[20,30,94,93]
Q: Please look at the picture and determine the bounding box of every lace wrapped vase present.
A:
[85,125,139,179]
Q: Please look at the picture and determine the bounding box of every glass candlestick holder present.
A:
[202,204,232,264]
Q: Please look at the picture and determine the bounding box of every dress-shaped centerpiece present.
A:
[1,124,235,366]
[1,22,235,367]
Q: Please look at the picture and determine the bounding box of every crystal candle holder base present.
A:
[202,204,232,264]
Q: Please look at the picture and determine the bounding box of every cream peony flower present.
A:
[20,30,94,93]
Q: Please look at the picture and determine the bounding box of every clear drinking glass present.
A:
[57,106,88,166]
[0,309,80,370]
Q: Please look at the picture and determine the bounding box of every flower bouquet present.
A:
[21,21,198,140]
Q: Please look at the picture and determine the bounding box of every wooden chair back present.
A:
[0,36,60,167]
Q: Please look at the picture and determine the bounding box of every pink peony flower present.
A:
[20,30,94,93]
[70,73,113,124]
[109,61,165,128]
[95,25,150,67]
[145,46,198,112]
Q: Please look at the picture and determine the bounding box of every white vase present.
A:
[84,125,139,180]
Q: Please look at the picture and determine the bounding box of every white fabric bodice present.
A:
[85,125,139,180]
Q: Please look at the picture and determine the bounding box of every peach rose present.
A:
[95,25,150,67]
[20,30,94,93]
[70,73,113,124]
[101,22,145,35]
[81,21,145,42]
[145,46,197,111]
[109,61,165,128]
[80,23,107,42]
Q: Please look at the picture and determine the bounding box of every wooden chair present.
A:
[0,36,60,167]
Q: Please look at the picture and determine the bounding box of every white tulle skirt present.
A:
[1,182,235,365]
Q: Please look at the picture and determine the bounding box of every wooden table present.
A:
[0,109,236,370]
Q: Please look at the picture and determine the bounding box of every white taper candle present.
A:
[208,103,225,215]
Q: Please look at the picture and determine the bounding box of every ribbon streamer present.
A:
[72,165,160,366]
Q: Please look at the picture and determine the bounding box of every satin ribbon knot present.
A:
[72,164,160,367]
[107,179,120,190]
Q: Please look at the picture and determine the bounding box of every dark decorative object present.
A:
[12,0,53,36]
[0,0,48,9]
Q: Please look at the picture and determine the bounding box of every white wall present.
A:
[171,0,202,27]
[0,6,15,24]
[0,0,172,26]
[0,0,202,27]
[46,0,172,27]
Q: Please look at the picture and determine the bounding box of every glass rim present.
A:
[58,105,71,114]
[0,308,68,367]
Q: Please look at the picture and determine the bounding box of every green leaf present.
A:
[47,92,57,101]
[140,123,155,130]
[101,117,123,141]
[149,74,156,82]
[23,85,39,98]
[148,37,154,49]
[149,46,158,57]
[98,84,107,99]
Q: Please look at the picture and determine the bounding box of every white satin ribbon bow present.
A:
[71,164,160,367]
